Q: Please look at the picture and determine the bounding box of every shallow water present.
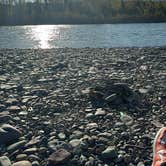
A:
[0,23,166,48]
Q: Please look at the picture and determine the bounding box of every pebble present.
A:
[58,133,66,140]
[16,154,28,161]
[0,156,11,166]
[101,146,117,159]
[24,148,38,154]
[0,124,21,145]
[0,115,12,123]
[47,149,71,165]
[31,161,40,166]
[86,123,98,129]
[137,161,145,166]
[69,139,81,148]
[7,106,21,112]
[95,108,106,116]
[7,140,26,153]
[12,161,32,166]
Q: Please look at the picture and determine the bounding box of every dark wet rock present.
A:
[105,93,117,102]
[7,140,26,153]
[49,62,68,71]
[27,155,40,162]
[0,105,6,112]
[87,81,142,110]
[0,115,12,124]
[0,124,21,145]
[0,156,11,166]
[47,149,71,165]
[30,89,49,97]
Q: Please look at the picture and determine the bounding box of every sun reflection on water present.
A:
[29,25,62,49]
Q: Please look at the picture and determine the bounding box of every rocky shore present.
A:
[0,48,165,166]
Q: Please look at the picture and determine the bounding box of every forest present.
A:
[0,0,166,25]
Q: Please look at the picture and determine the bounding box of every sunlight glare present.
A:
[30,25,60,49]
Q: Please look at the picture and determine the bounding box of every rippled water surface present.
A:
[0,23,166,48]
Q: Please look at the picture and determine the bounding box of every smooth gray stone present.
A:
[101,146,117,159]
[11,161,32,166]
[0,156,11,166]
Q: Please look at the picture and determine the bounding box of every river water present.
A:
[0,23,165,48]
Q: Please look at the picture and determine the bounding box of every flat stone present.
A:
[12,161,32,166]
[0,84,13,90]
[7,140,26,153]
[0,111,9,116]
[18,111,28,116]
[84,109,93,113]
[69,139,81,148]
[58,133,66,140]
[5,98,19,105]
[22,96,38,104]
[101,146,117,159]
[71,130,83,139]
[86,123,98,130]
[0,76,7,82]
[47,149,71,165]
[24,148,38,154]
[0,156,11,166]
[139,88,149,94]
[95,108,106,116]
[0,124,21,145]
[7,106,21,112]
[85,113,95,119]
[98,132,112,138]
[16,154,28,161]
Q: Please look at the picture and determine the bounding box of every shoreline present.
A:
[1,20,166,26]
[0,47,166,166]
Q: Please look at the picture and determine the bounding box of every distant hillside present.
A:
[0,0,166,25]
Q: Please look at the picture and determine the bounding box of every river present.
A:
[0,23,166,48]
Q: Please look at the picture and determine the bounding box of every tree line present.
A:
[0,0,166,25]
